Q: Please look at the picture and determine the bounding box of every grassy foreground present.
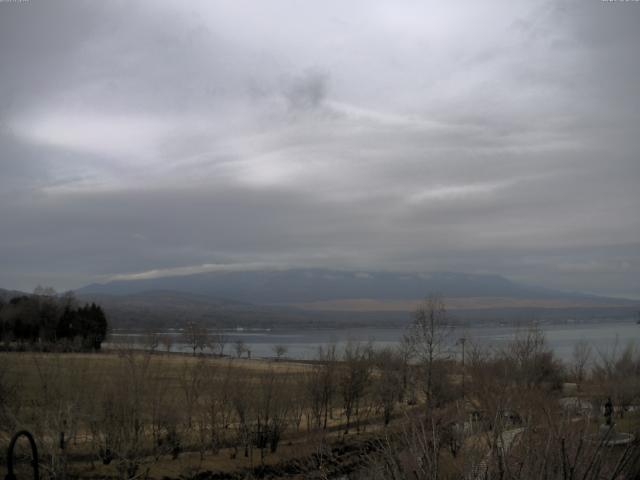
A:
[3,325,640,480]
[0,349,401,479]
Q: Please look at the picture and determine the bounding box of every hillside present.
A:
[77,290,317,330]
[5,271,638,330]
[72,269,640,329]
[77,269,597,303]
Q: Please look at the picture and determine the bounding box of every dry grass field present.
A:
[2,322,640,480]
[0,349,401,479]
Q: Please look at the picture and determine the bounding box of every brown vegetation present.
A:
[1,297,640,479]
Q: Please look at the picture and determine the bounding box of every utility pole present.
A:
[458,337,466,401]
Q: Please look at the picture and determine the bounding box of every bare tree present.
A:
[307,344,337,430]
[229,369,255,461]
[339,341,372,434]
[182,321,209,356]
[395,335,414,403]
[178,358,206,429]
[272,344,288,361]
[594,340,640,419]
[33,285,57,297]
[254,369,291,461]
[160,334,173,354]
[142,329,159,352]
[368,398,640,480]
[199,361,222,456]
[234,339,247,358]
[289,377,308,433]
[406,294,452,409]
[210,328,228,356]
[373,348,403,426]
[570,339,592,383]
[97,349,154,479]
[504,325,562,390]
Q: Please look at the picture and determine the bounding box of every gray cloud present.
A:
[0,0,639,297]
[282,70,329,111]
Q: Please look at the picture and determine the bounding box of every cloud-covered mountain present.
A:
[4,271,637,330]
[70,269,640,328]
[77,269,611,304]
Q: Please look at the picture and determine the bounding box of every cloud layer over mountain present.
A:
[1,0,639,297]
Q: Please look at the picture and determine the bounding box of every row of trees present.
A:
[0,343,416,479]
[361,297,640,480]
[143,321,289,360]
[362,334,640,480]
[0,289,108,350]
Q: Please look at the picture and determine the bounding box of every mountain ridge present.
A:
[4,275,640,330]
[75,268,623,304]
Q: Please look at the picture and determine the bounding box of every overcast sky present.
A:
[1,0,639,297]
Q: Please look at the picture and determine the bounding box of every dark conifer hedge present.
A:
[0,294,108,350]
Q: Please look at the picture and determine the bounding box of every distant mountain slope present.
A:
[76,290,311,329]
[78,269,602,304]
[0,288,27,301]
[287,296,639,312]
[74,270,640,328]
[4,272,639,330]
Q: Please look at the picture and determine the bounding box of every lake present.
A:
[105,320,640,363]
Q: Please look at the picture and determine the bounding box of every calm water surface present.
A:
[105,320,640,362]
